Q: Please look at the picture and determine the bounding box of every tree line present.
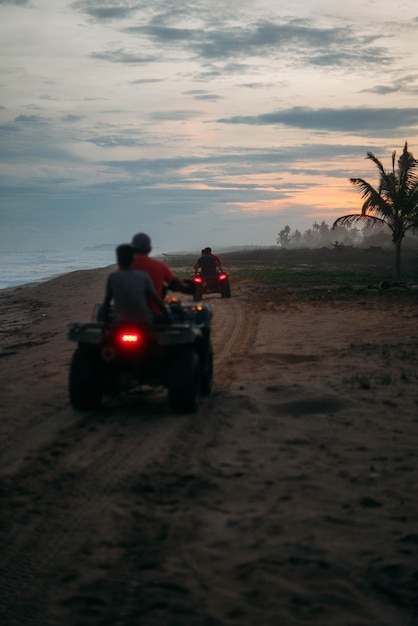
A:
[276,221,364,249]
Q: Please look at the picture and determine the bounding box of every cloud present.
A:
[148,109,202,121]
[195,62,251,80]
[70,0,140,21]
[362,74,418,95]
[125,18,390,68]
[13,114,49,124]
[0,0,29,5]
[62,114,85,123]
[86,135,147,148]
[0,116,84,166]
[130,78,164,84]
[98,143,376,184]
[217,107,418,134]
[306,47,391,68]
[184,90,222,102]
[90,48,156,64]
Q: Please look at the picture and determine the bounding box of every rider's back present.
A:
[197,254,217,275]
[132,254,174,296]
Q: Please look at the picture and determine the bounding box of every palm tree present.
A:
[276,225,291,248]
[333,142,418,282]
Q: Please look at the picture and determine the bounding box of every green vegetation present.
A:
[232,266,418,302]
[162,254,198,269]
[232,266,388,286]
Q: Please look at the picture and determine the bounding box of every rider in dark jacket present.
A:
[194,249,218,276]
[204,247,222,269]
[194,247,223,276]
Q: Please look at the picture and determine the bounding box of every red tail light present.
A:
[219,273,228,280]
[118,331,142,346]
[193,276,203,284]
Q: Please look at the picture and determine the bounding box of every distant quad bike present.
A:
[68,299,213,414]
[192,270,231,301]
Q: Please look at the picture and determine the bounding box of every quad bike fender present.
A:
[68,322,103,345]
[155,324,202,347]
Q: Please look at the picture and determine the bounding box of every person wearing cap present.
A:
[102,244,171,325]
[131,233,191,311]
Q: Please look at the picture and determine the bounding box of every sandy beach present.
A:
[1,262,418,625]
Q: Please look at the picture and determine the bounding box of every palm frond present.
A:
[398,141,416,174]
[349,177,391,216]
[398,148,418,197]
[349,177,378,200]
[365,152,386,178]
[332,214,385,229]
[391,150,396,173]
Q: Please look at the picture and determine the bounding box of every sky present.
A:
[1,0,418,254]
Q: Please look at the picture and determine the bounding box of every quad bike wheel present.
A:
[220,279,231,298]
[201,343,213,396]
[168,347,201,413]
[193,286,204,302]
[69,345,103,410]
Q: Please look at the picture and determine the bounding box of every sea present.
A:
[0,248,117,291]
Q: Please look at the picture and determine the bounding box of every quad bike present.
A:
[68,299,212,414]
[192,270,231,301]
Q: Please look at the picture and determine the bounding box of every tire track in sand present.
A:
[215,297,244,363]
[210,286,259,383]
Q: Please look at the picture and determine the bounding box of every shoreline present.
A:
[0,264,116,294]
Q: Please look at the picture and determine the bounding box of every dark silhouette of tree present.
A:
[333,142,418,282]
[291,229,302,246]
[276,225,291,247]
[319,220,331,241]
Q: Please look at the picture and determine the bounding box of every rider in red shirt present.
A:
[131,233,190,312]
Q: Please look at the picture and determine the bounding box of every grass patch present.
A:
[231,267,418,302]
[232,266,416,287]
